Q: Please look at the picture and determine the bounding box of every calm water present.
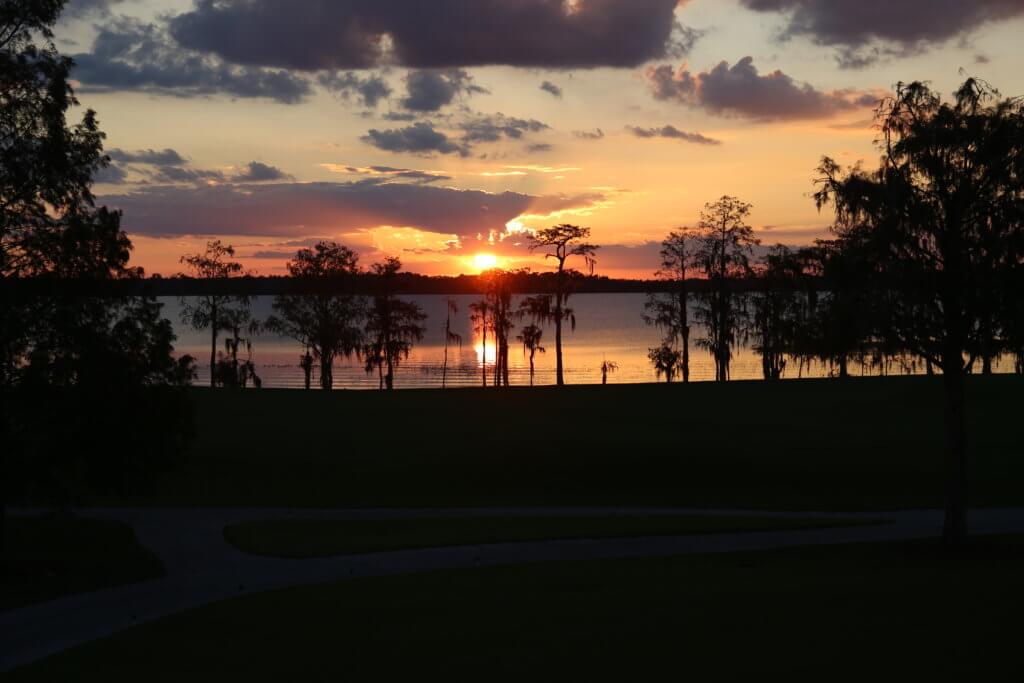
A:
[160,294,940,389]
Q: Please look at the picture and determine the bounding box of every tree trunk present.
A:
[555,263,565,386]
[385,354,394,391]
[209,305,218,388]
[442,343,448,389]
[481,327,487,387]
[942,366,969,544]
[320,352,333,390]
[679,286,690,384]
[529,352,535,386]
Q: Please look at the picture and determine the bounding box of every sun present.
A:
[472,253,499,272]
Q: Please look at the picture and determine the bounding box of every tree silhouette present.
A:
[813,78,1024,544]
[441,298,462,389]
[215,316,262,389]
[644,230,695,382]
[179,241,252,388]
[692,197,760,381]
[648,344,681,383]
[750,246,802,380]
[481,269,517,387]
[1,0,191,562]
[469,298,491,387]
[264,242,365,390]
[364,258,427,391]
[528,224,598,385]
[516,324,545,386]
[600,360,619,385]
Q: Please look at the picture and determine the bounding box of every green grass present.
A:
[224,515,881,558]
[1,516,164,613]
[10,535,1024,681]
[114,374,1024,511]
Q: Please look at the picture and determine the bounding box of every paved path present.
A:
[4,506,1024,672]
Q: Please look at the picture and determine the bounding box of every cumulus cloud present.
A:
[645,57,879,121]
[627,125,721,145]
[362,122,469,157]
[401,69,488,112]
[93,163,128,185]
[71,18,312,103]
[233,162,292,182]
[739,0,1024,67]
[540,81,563,98]
[167,0,687,70]
[318,71,392,107]
[101,181,607,239]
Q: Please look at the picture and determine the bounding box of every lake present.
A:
[159,293,943,389]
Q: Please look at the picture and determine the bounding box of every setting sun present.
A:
[472,253,499,272]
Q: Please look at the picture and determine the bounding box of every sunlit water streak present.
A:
[160,294,1010,389]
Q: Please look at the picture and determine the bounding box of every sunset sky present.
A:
[56,0,1024,278]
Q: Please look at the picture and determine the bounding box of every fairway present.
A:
[10,535,1024,681]
[223,514,879,558]
[121,375,1024,511]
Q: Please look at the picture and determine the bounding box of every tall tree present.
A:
[814,78,1024,544]
[441,297,461,389]
[516,324,545,386]
[528,224,598,385]
[364,257,427,391]
[644,230,694,382]
[691,197,760,381]
[750,245,801,380]
[1,0,191,561]
[482,269,516,387]
[264,242,365,390]
[179,241,251,387]
[469,298,490,387]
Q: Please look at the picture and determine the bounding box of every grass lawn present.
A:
[224,514,881,558]
[1,516,164,613]
[9,535,1024,681]
[110,374,1024,511]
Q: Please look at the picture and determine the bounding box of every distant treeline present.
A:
[0,271,788,297]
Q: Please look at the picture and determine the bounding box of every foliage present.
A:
[363,258,427,390]
[644,230,694,382]
[264,242,365,390]
[647,344,681,383]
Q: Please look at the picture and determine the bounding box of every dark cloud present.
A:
[101,181,606,238]
[401,69,487,112]
[168,0,687,70]
[233,162,292,182]
[627,125,721,145]
[645,57,878,121]
[527,143,554,153]
[147,166,225,183]
[459,114,548,144]
[70,18,312,103]
[107,148,187,166]
[93,163,128,185]
[573,128,605,140]
[740,0,1024,67]
[362,122,469,157]
[540,81,563,98]
[318,71,392,107]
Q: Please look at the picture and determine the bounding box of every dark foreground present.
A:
[9,534,1024,681]
[124,375,1023,511]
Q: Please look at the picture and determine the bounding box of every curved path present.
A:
[4,506,1024,672]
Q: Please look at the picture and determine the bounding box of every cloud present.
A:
[645,57,879,121]
[101,181,607,239]
[167,0,688,70]
[147,166,225,183]
[94,163,128,185]
[573,128,605,140]
[459,114,548,143]
[362,122,469,157]
[540,81,563,98]
[739,0,1024,67]
[233,162,292,182]
[318,71,392,107]
[107,148,187,166]
[70,18,312,103]
[527,143,554,153]
[401,69,488,112]
[627,125,721,145]
[62,0,128,18]
[321,164,452,184]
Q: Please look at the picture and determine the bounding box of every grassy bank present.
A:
[1,516,164,612]
[10,535,1024,681]
[114,375,1022,510]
